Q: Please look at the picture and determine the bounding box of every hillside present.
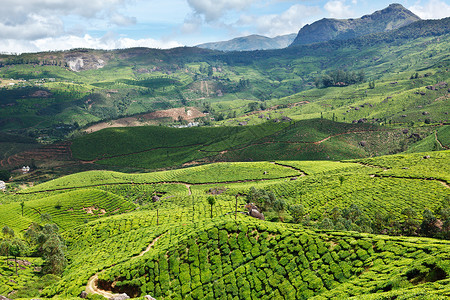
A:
[197,34,297,51]
[0,15,448,148]
[290,3,420,46]
[0,151,449,299]
[68,119,447,171]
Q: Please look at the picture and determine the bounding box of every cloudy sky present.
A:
[1,0,449,53]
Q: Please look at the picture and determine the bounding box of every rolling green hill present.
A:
[0,6,449,300]
[0,151,449,299]
[0,15,448,147]
[69,119,443,170]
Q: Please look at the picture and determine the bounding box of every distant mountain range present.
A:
[290,3,420,46]
[197,3,421,51]
[196,34,297,52]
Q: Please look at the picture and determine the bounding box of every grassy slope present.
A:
[70,119,442,169]
[0,19,449,142]
[42,217,450,299]
[0,189,135,233]
[3,150,447,226]
[1,151,449,298]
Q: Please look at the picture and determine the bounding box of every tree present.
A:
[319,218,334,230]
[435,197,450,239]
[42,235,67,275]
[248,102,259,112]
[330,206,342,223]
[273,198,286,221]
[342,204,362,223]
[207,65,213,77]
[20,202,25,216]
[9,239,26,276]
[0,240,11,262]
[288,204,305,223]
[246,187,276,212]
[207,196,216,219]
[420,209,439,237]
[2,225,14,239]
[401,207,419,236]
[25,223,67,275]
[0,169,11,181]
[368,80,375,89]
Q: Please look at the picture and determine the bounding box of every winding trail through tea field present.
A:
[435,130,448,150]
[86,233,164,298]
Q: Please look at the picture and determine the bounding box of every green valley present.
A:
[0,4,449,300]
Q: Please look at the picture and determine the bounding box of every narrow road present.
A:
[86,234,164,298]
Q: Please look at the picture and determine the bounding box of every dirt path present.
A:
[185,184,192,195]
[86,274,115,298]
[86,234,164,298]
[80,143,203,164]
[137,234,164,257]
[222,129,383,153]
[435,131,448,150]
[271,162,306,176]
[439,181,450,188]
[22,175,303,194]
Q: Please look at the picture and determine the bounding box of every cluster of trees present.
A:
[290,199,449,240]
[199,65,213,76]
[314,70,365,88]
[218,78,250,93]
[0,221,67,277]
[247,186,449,240]
[0,169,11,181]
[0,58,67,67]
[247,101,267,112]
[246,187,287,221]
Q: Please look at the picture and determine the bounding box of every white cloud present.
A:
[238,4,322,37]
[187,0,255,22]
[0,0,131,20]
[324,0,354,18]
[409,0,450,19]
[110,13,137,26]
[181,14,203,34]
[0,34,183,54]
[0,14,63,40]
[0,0,135,41]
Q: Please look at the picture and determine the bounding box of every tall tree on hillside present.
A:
[9,238,26,276]
[25,223,67,275]
[207,196,216,219]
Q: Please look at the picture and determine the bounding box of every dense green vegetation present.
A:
[1,149,449,299]
[0,17,449,148]
[67,119,445,170]
[0,9,449,300]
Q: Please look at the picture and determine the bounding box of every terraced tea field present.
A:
[0,151,448,299]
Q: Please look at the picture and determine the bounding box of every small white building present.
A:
[22,166,30,173]
[0,181,6,190]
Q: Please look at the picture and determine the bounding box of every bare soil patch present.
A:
[84,107,205,133]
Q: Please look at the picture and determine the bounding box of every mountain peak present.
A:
[290,3,421,46]
[196,33,297,52]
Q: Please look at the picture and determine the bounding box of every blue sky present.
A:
[0,0,449,53]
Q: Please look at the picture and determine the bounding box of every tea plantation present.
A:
[0,151,448,299]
